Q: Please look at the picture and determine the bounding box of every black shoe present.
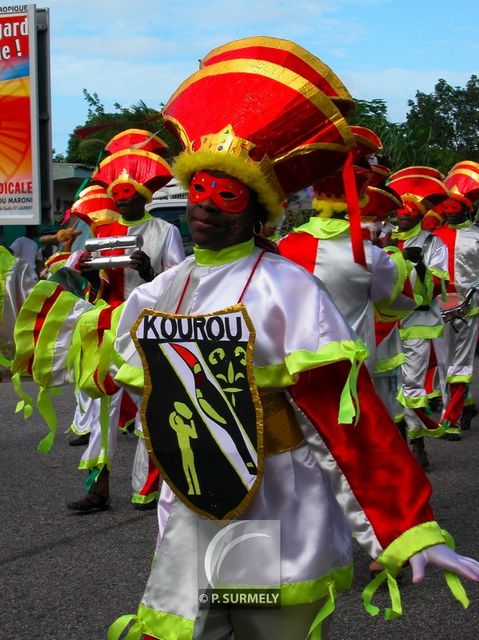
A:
[133,500,158,511]
[69,433,90,447]
[459,406,477,431]
[67,492,110,512]
[443,431,462,441]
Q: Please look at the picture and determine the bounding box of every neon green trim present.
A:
[373,352,405,374]
[408,425,446,440]
[427,389,442,399]
[107,565,353,640]
[396,387,429,409]
[379,251,408,308]
[463,396,474,407]
[78,453,112,471]
[391,223,422,241]
[115,362,145,390]
[131,492,159,505]
[119,212,153,227]
[429,266,449,281]
[446,374,472,384]
[399,324,444,340]
[280,564,353,605]
[254,339,369,424]
[194,239,255,266]
[108,604,194,640]
[378,521,446,574]
[447,220,472,230]
[466,306,479,317]
[254,340,368,387]
[294,217,350,239]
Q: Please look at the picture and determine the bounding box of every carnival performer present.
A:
[278,127,417,374]
[11,37,479,640]
[433,161,479,436]
[0,245,37,367]
[387,168,450,467]
[68,130,185,511]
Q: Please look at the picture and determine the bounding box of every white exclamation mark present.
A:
[15,39,22,57]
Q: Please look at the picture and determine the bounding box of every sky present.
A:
[34,0,479,155]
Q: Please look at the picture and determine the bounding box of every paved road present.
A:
[1,378,479,639]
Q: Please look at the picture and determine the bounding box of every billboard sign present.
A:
[0,4,51,225]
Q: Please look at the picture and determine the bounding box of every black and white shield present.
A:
[132,304,264,520]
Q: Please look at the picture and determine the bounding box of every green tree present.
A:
[65,90,180,166]
[404,75,479,171]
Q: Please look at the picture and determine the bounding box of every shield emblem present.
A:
[132,304,264,520]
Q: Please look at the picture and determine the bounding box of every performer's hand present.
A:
[410,544,479,584]
[130,249,155,282]
[78,252,101,289]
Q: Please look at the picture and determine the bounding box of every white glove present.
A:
[410,544,479,584]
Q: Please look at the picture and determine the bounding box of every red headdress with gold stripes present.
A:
[91,129,173,203]
[162,36,356,226]
[70,185,120,231]
[443,161,479,211]
[388,166,449,216]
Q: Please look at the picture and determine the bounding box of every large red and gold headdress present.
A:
[388,166,449,216]
[91,129,173,203]
[70,185,120,231]
[162,36,356,225]
[311,126,383,216]
[443,161,479,211]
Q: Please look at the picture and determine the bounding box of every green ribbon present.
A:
[0,351,12,368]
[361,569,402,620]
[107,614,143,640]
[100,395,110,454]
[36,386,57,453]
[338,358,361,425]
[308,582,336,639]
[84,466,101,493]
[12,372,33,419]
[442,529,470,609]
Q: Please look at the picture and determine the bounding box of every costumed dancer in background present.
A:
[360,184,416,431]
[387,168,450,467]
[66,129,185,511]
[433,161,479,437]
[0,245,37,368]
[278,126,417,373]
[10,37,479,640]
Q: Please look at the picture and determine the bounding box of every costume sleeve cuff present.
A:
[377,521,446,575]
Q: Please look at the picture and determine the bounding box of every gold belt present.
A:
[258,389,304,456]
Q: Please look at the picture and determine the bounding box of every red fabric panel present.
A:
[374,319,397,347]
[139,456,160,497]
[434,225,457,288]
[290,361,434,549]
[441,382,467,426]
[33,286,63,347]
[118,390,137,430]
[278,232,319,275]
